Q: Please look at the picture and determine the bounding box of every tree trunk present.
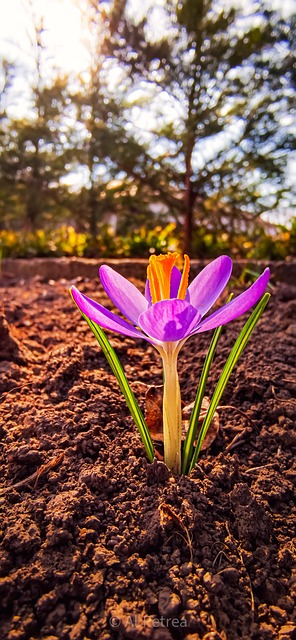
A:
[26,188,40,230]
[183,138,195,255]
[88,186,98,241]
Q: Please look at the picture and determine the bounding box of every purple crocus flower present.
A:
[71,253,269,473]
[71,253,269,347]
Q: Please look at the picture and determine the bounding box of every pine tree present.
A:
[103,0,295,252]
[0,20,74,230]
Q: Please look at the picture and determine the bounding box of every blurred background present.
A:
[0,0,295,259]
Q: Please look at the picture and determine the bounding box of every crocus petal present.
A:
[145,278,152,305]
[138,299,201,342]
[170,266,182,298]
[188,255,232,316]
[99,265,148,324]
[71,286,150,341]
[193,268,270,334]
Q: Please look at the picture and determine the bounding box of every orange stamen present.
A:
[147,263,162,304]
[177,254,190,300]
[147,252,179,303]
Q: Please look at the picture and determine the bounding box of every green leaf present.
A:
[182,293,233,475]
[181,325,223,475]
[188,292,270,473]
[71,294,154,462]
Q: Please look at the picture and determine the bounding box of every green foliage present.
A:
[188,292,270,472]
[244,219,296,261]
[182,315,228,474]
[0,226,87,258]
[1,222,295,259]
[190,223,296,260]
[71,305,154,463]
[119,223,179,257]
[0,224,180,259]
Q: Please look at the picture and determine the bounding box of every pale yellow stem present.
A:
[158,342,182,474]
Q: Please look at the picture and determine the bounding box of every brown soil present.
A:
[0,264,295,640]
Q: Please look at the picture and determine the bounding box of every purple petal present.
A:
[138,299,201,342]
[170,266,182,297]
[71,286,150,341]
[145,278,152,305]
[188,255,232,316]
[193,268,270,334]
[99,265,148,324]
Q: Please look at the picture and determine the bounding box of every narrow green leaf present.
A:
[181,325,223,474]
[71,295,154,462]
[188,292,270,473]
[182,294,233,475]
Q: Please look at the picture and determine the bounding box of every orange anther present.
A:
[177,254,190,300]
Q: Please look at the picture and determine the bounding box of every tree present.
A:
[0,16,75,230]
[69,0,128,242]
[102,0,296,253]
[0,59,23,228]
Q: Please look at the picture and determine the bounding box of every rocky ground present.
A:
[0,261,295,640]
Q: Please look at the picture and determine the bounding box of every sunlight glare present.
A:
[0,0,90,74]
[38,0,90,73]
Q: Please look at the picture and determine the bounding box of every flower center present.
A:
[147,252,190,304]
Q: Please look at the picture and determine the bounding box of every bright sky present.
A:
[0,0,90,73]
[0,0,168,73]
[1,0,295,72]
[1,0,294,64]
